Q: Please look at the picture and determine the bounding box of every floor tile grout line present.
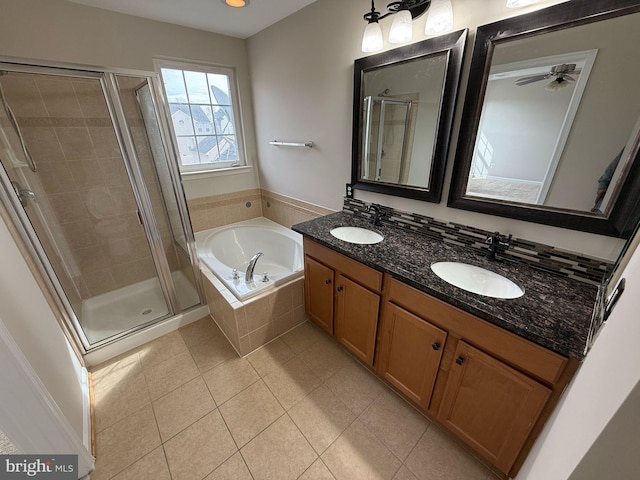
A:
[95,320,497,480]
[294,455,334,480]
[159,443,175,480]
[154,388,218,444]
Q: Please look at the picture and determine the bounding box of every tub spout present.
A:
[245,252,264,282]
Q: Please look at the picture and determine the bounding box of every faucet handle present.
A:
[232,269,240,280]
[499,234,512,247]
[486,231,500,244]
[261,272,269,283]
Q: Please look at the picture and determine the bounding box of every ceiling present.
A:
[66,0,318,39]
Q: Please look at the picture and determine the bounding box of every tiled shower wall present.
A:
[0,72,183,305]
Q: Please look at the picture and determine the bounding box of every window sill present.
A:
[180,165,253,180]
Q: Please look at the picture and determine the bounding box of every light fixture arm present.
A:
[363,0,431,23]
[386,0,431,19]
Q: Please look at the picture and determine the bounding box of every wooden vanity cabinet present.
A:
[439,341,551,473]
[304,255,334,334]
[381,277,578,477]
[303,238,382,365]
[302,240,579,477]
[376,302,447,410]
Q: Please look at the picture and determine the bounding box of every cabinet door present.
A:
[377,303,447,410]
[304,256,334,334]
[334,274,380,365]
[438,341,551,473]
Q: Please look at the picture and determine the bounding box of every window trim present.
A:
[154,59,246,173]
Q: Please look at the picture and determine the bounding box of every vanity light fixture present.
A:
[424,0,453,35]
[361,0,432,52]
[505,0,540,7]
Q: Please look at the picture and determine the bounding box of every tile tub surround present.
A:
[186,188,335,233]
[344,198,611,285]
[261,189,335,229]
[89,317,500,480]
[200,267,306,356]
[186,189,264,233]
[292,211,598,359]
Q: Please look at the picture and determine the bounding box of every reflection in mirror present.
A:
[467,49,598,208]
[361,53,447,188]
[449,2,640,236]
[352,29,466,202]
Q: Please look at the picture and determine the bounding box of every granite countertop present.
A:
[292,211,599,359]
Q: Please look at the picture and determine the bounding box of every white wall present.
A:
[516,230,640,479]
[247,0,624,261]
[478,76,572,182]
[0,217,85,442]
[0,0,260,199]
[567,380,640,480]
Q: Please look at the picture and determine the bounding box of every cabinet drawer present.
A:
[387,276,567,385]
[303,238,383,292]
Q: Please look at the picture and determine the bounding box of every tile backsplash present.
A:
[344,198,611,286]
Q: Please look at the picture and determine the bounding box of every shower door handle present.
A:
[136,209,144,226]
[11,180,35,208]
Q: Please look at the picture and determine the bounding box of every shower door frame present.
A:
[0,58,204,354]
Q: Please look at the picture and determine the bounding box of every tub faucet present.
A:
[245,252,264,282]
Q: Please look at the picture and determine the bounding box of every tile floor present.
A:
[90,316,501,480]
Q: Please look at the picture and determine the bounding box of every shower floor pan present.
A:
[81,271,199,345]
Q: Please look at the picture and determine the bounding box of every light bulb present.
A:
[389,9,413,44]
[425,0,454,35]
[362,22,384,53]
[545,78,570,91]
[225,0,246,7]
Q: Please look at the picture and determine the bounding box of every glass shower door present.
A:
[114,75,200,312]
[0,67,173,347]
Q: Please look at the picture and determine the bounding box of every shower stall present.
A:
[0,61,203,352]
[361,94,413,184]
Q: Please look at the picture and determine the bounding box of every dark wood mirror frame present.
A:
[448,0,640,238]
[351,29,467,203]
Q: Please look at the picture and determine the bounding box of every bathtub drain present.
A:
[142,309,153,315]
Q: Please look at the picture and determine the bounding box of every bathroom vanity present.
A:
[293,210,597,478]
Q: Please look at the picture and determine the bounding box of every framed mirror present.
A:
[351,29,467,202]
[448,0,640,237]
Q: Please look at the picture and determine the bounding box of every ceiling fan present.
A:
[515,63,581,87]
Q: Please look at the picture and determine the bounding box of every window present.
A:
[158,63,244,172]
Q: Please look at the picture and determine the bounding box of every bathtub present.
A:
[195,217,304,302]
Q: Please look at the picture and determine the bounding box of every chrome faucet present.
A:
[485,232,512,260]
[245,252,264,282]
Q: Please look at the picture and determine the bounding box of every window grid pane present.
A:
[161,66,242,169]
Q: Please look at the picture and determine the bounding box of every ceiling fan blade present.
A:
[516,74,549,86]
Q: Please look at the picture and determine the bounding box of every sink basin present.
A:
[330,226,384,245]
[430,262,524,299]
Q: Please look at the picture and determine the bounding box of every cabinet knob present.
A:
[325,279,332,284]
[432,342,441,351]
[337,286,343,292]
[455,356,465,365]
